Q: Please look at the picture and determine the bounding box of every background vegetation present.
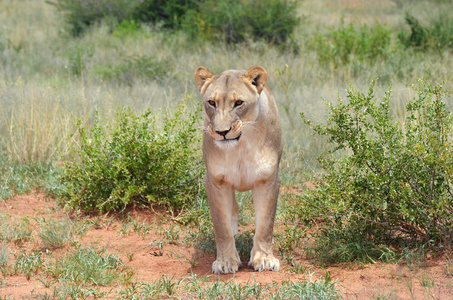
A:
[0,0,452,297]
[48,0,299,45]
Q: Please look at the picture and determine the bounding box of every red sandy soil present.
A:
[0,192,452,299]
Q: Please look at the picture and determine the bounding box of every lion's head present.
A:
[195,66,268,148]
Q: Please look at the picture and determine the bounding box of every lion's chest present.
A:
[209,141,276,192]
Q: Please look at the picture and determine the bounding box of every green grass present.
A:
[44,246,133,286]
[0,214,33,244]
[0,152,60,200]
[163,222,181,244]
[129,217,151,238]
[14,251,43,280]
[0,243,10,275]
[115,274,341,299]
[38,217,85,250]
[36,283,109,300]
[446,256,453,277]
[116,275,182,299]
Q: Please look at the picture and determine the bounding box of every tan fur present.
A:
[195,66,282,274]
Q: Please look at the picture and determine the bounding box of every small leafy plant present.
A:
[301,77,453,262]
[14,251,43,280]
[163,222,181,244]
[131,218,151,238]
[61,100,203,214]
[38,218,80,250]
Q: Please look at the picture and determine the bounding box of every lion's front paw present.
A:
[212,258,241,274]
[248,256,280,272]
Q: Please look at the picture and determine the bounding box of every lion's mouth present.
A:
[222,133,241,142]
[213,133,241,149]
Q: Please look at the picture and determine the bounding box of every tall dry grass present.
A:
[0,82,72,162]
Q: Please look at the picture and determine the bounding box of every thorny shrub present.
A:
[60,100,204,214]
[300,78,453,262]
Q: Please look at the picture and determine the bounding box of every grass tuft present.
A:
[38,217,84,250]
[0,214,33,245]
[14,251,43,280]
[44,246,133,286]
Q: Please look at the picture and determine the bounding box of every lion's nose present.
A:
[216,129,231,137]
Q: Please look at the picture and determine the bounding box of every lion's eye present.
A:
[234,100,244,107]
[207,100,216,107]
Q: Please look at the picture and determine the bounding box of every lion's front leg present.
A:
[249,178,280,272]
[206,176,241,274]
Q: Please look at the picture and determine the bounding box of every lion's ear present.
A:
[195,67,213,92]
[245,66,267,94]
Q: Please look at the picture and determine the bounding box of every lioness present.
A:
[195,66,282,274]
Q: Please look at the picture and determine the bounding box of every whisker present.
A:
[242,121,258,131]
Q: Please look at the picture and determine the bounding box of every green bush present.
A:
[48,0,138,37]
[300,78,453,259]
[184,0,299,45]
[132,0,199,30]
[313,22,393,67]
[60,100,204,214]
[50,0,299,45]
[431,13,453,50]
[399,13,453,52]
[245,0,300,45]
[112,20,142,39]
[184,0,302,45]
[398,14,428,51]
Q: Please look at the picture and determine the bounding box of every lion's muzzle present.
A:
[208,120,243,142]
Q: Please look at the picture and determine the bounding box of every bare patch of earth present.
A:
[0,192,452,299]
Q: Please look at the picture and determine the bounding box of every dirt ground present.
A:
[0,192,452,299]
